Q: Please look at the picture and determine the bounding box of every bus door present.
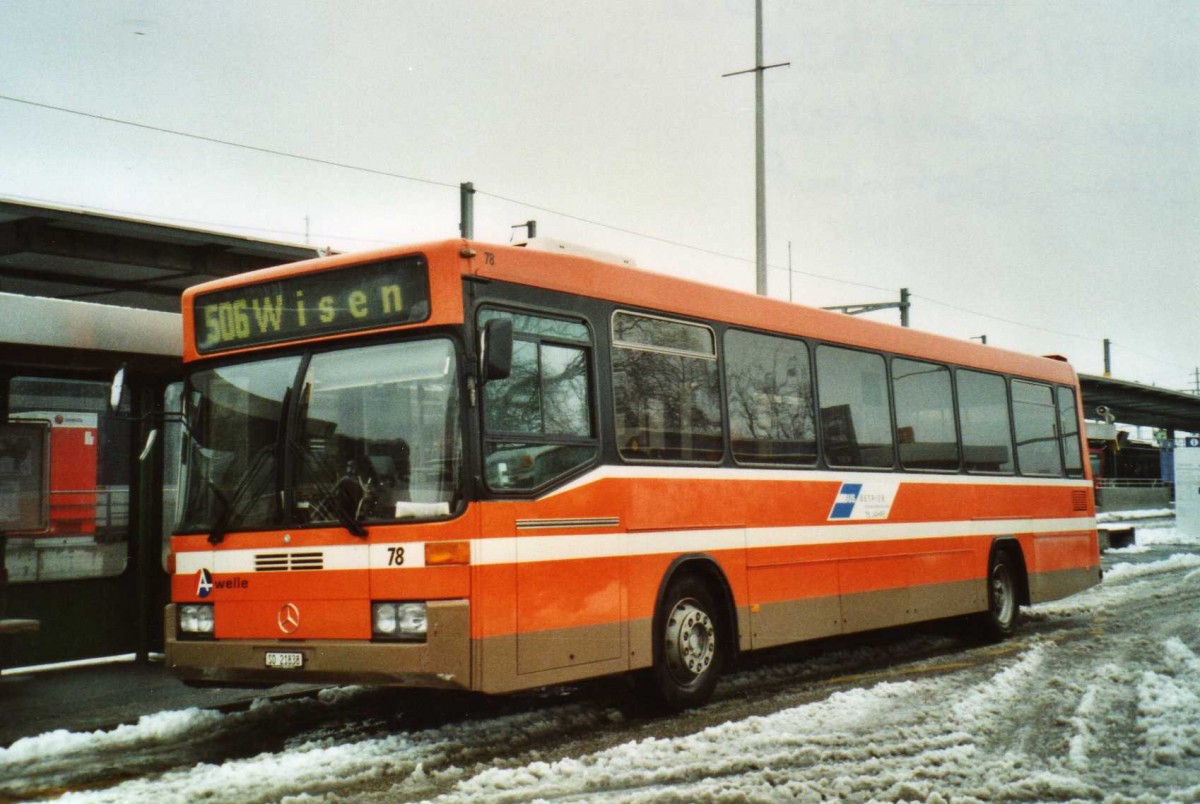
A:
[475,304,619,677]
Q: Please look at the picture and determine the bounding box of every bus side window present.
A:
[816,346,894,469]
[1057,386,1084,477]
[957,370,1014,474]
[892,358,959,471]
[611,311,723,463]
[478,309,598,492]
[1012,380,1064,477]
[724,329,817,466]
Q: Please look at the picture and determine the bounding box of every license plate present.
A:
[265,651,304,669]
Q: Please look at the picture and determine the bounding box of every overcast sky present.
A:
[1,1,1197,392]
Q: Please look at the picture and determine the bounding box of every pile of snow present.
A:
[1103,527,1200,555]
[35,696,616,803]
[1097,508,1174,523]
[0,708,223,765]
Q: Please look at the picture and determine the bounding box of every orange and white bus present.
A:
[166,238,1100,708]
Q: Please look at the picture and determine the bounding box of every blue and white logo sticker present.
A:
[828,482,899,521]
[196,568,214,598]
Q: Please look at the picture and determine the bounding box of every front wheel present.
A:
[645,575,724,711]
[980,549,1020,641]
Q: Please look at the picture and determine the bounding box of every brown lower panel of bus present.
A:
[474,580,980,694]
[164,600,471,688]
[748,578,981,651]
[1029,564,1102,604]
[481,565,1100,694]
[471,607,748,695]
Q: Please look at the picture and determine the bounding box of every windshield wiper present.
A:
[208,444,277,544]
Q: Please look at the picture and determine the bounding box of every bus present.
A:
[165,239,1100,709]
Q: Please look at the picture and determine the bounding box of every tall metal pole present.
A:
[723,5,788,298]
[754,0,767,297]
[1103,338,1112,377]
[787,240,793,302]
[459,182,475,239]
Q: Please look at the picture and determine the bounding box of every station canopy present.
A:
[0,198,323,312]
[1079,374,1200,434]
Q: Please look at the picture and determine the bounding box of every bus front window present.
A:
[178,355,301,534]
[177,338,462,536]
[294,339,461,526]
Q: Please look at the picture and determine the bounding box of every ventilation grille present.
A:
[1072,489,1089,512]
[255,551,324,572]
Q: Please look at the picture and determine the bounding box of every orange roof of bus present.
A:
[181,238,1079,386]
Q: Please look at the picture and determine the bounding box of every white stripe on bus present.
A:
[542,464,1094,498]
[175,516,1095,575]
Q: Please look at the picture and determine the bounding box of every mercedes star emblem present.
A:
[277,602,301,634]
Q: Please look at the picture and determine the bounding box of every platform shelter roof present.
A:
[0,198,321,313]
[1079,373,1200,434]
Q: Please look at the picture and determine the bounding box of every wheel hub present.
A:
[664,599,716,683]
[991,563,1014,624]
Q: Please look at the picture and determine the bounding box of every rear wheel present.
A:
[646,575,724,711]
[980,549,1020,641]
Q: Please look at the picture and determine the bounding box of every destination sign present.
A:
[194,257,431,353]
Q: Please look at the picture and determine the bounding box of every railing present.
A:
[1094,478,1172,489]
[42,485,130,535]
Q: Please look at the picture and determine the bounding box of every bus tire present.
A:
[979,548,1020,641]
[646,574,724,711]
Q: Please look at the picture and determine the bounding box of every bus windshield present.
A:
[177,338,462,535]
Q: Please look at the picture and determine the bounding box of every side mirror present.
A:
[481,319,513,381]
[109,365,127,411]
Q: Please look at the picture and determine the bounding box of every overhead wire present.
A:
[1108,342,1191,373]
[0,93,458,190]
[913,293,1102,343]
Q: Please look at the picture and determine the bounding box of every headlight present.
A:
[371,602,427,640]
[373,603,397,635]
[179,604,214,635]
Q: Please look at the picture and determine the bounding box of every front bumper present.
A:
[164,599,470,689]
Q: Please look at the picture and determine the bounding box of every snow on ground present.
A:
[0,707,224,766]
[4,690,616,803]
[424,633,1200,804]
[1103,508,1198,554]
[434,646,1081,803]
[1134,526,1200,547]
[1096,508,1175,523]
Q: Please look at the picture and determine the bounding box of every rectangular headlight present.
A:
[179,603,214,634]
[371,602,427,640]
